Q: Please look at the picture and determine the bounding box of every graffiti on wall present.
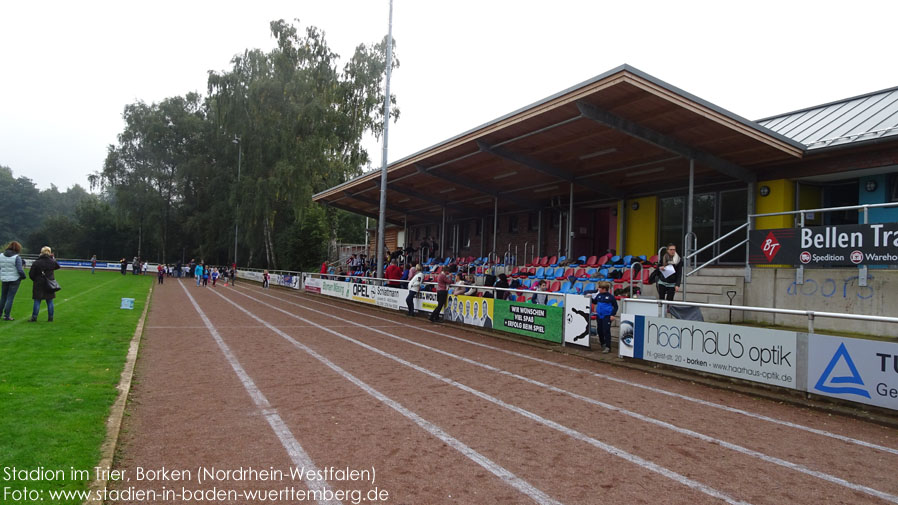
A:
[786,275,874,300]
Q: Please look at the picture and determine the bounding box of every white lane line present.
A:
[207,290,563,505]
[221,288,749,505]
[240,287,898,504]
[268,286,898,458]
[178,281,341,505]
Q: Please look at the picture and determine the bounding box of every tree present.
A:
[207,19,399,269]
[0,165,43,247]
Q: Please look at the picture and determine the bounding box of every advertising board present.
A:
[807,334,898,410]
[634,316,798,389]
[304,276,323,293]
[495,300,563,343]
[750,223,898,267]
[444,295,494,328]
[563,294,592,348]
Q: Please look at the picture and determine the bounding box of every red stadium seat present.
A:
[549,280,561,292]
[558,267,574,280]
[586,255,598,267]
[596,255,609,267]
[547,255,558,266]
[538,256,549,267]
[528,257,539,267]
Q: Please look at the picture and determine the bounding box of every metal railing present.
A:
[682,200,898,292]
[623,297,898,335]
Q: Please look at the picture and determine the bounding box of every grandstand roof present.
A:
[314,64,807,225]
[758,86,898,151]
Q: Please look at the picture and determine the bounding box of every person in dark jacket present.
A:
[494,273,510,300]
[0,241,27,321]
[29,246,60,322]
[656,243,682,301]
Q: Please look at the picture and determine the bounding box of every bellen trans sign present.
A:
[749,223,898,267]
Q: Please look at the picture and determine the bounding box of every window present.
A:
[508,215,518,233]
[460,222,471,249]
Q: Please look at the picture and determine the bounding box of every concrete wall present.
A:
[744,267,898,337]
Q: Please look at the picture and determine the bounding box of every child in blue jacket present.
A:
[590,281,618,353]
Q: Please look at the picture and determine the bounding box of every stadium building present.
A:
[313,64,898,335]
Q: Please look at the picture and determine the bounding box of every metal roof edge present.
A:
[312,172,378,200]
[619,65,807,152]
[802,133,898,155]
[756,84,898,124]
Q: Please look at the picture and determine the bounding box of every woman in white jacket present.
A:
[406,264,424,316]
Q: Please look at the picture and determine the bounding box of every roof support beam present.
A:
[323,201,404,226]
[414,164,541,211]
[342,191,420,217]
[476,140,624,199]
[576,100,756,183]
[377,181,467,214]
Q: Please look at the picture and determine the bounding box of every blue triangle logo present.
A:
[814,343,870,398]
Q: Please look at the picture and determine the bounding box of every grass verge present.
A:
[0,269,152,504]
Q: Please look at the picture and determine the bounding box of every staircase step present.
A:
[690,267,746,277]
[686,276,740,286]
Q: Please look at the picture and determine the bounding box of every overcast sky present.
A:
[2,0,896,191]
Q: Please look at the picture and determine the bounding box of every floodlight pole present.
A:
[233,136,241,267]
[376,0,394,283]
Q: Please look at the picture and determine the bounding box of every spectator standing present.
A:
[429,266,451,323]
[90,255,97,274]
[202,265,210,287]
[157,263,165,285]
[590,281,618,353]
[406,264,424,317]
[384,259,402,287]
[28,246,60,322]
[212,268,220,287]
[262,270,270,289]
[0,241,27,320]
[656,244,682,301]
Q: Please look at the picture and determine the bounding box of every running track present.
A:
[109,279,898,505]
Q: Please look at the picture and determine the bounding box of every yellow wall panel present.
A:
[755,179,795,230]
[625,196,658,257]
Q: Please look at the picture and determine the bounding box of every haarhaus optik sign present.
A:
[749,223,898,267]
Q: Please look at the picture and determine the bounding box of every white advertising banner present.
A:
[563,294,592,348]
[304,276,323,293]
[415,291,440,313]
[807,334,898,410]
[321,279,352,300]
[637,316,798,389]
[372,285,406,311]
[275,273,300,290]
[618,301,658,358]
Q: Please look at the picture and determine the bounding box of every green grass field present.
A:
[0,269,152,503]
